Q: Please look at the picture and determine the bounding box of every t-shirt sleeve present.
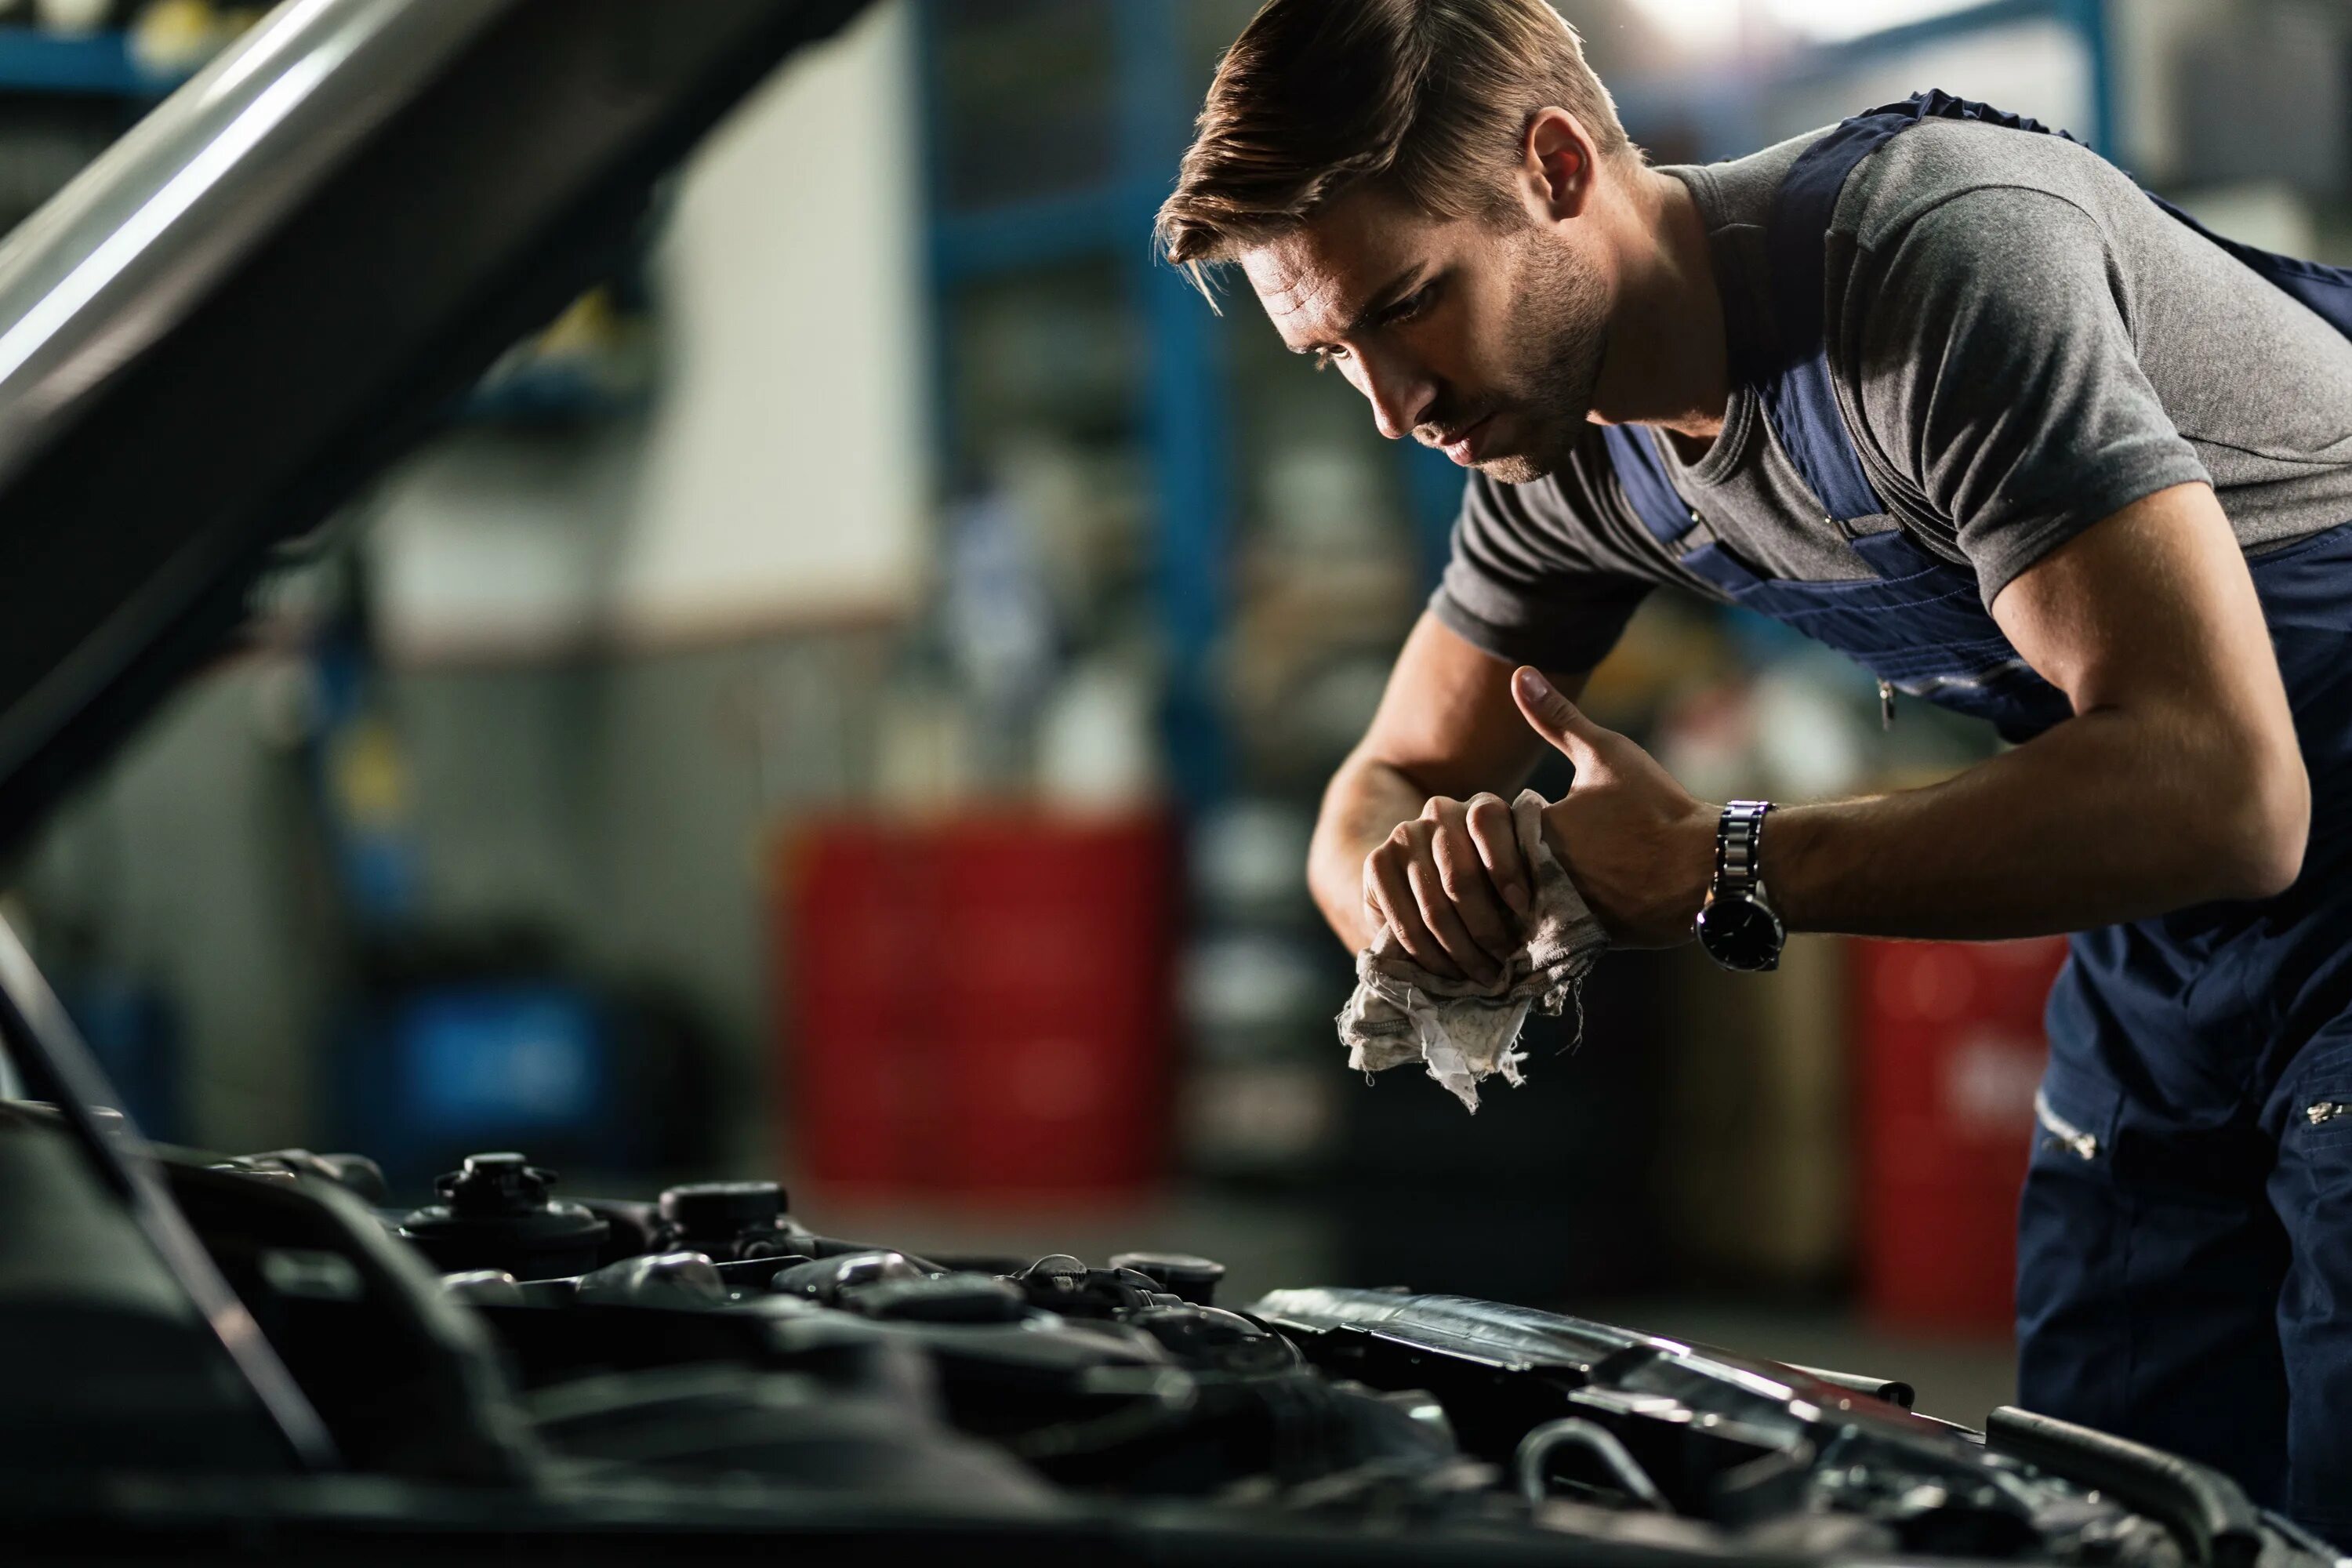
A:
[1427,468,1652,673]
[1850,187,2212,604]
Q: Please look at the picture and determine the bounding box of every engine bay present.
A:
[4,1106,2328,1568]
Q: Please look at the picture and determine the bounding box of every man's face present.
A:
[1241,183,1612,485]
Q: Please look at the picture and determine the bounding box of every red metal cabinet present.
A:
[1849,935,2069,1334]
[778,813,1177,1201]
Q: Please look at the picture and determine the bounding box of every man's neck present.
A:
[1588,164,1730,448]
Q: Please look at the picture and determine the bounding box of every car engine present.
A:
[6,1101,2331,1567]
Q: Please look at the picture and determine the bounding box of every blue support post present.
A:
[2060,0,2119,161]
[1114,0,1231,809]
[913,1,959,481]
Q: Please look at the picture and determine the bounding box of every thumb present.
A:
[1512,666,1610,767]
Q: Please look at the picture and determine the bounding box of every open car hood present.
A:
[0,0,867,852]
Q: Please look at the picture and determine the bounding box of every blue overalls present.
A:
[1603,93,2352,1545]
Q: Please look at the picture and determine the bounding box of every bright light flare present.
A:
[1623,0,1991,55]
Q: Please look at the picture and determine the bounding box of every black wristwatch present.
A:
[1695,800,1785,973]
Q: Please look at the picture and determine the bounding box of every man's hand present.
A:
[1360,793,1534,984]
[1511,667,1717,948]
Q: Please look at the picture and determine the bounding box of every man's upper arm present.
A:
[1989,481,2285,730]
[1354,611,1581,800]
[1854,186,2211,605]
[1988,480,2307,890]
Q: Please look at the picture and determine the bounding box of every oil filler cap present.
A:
[399,1152,609,1281]
[1109,1251,1227,1306]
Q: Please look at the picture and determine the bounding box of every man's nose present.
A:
[1356,348,1435,441]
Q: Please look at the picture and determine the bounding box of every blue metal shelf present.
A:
[933,184,1149,282]
[0,29,180,97]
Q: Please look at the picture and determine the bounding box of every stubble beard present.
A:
[1474,237,1611,485]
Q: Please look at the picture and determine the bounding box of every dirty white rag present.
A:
[1336,789,1609,1112]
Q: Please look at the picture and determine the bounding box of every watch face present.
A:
[1697,895,1784,971]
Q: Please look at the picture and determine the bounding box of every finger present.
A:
[1464,792,1530,915]
[1417,797,1521,957]
[1511,666,1612,769]
[1429,812,1520,961]
[1367,851,1463,979]
[1405,855,1501,983]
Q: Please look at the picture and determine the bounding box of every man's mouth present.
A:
[1428,412,1495,467]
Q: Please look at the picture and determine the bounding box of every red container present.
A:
[1849,935,2069,1334]
[778,811,1176,1202]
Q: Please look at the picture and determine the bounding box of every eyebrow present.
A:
[1290,263,1427,354]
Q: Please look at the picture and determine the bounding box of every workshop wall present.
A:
[369,0,929,661]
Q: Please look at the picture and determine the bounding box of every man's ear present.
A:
[1518,107,1598,226]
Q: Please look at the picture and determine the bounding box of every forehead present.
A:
[1239,187,1447,347]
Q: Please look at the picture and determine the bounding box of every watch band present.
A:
[1715,800,1773,900]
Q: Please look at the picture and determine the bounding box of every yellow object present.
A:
[532,289,620,359]
[330,715,410,829]
[129,0,229,74]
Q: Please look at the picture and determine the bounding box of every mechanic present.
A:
[1156,0,2352,1544]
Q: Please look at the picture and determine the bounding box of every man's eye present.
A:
[1384,285,1436,325]
[1313,347,1347,372]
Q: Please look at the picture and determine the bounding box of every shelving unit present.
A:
[921,0,1221,807]
[916,0,1449,811]
[912,0,2115,815]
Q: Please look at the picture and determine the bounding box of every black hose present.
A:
[1984,1406,2263,1568]
[1786,1362,1915,1409]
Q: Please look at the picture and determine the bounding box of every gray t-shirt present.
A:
[1432,119,2352,673]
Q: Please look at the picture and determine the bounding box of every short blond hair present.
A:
[1156,0,1633,278]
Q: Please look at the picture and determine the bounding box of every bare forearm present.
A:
[1308,750,1428,950]
[1766,706,2307,940]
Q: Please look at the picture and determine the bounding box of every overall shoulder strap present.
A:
[1629,89,2352,561]
[1762,91,2072,526]
[1601,423,1697,546]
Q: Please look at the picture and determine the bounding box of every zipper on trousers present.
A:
[2034,1088,2100,1160]
[2308,1099,2349,1127]
[1878,680,1896,729]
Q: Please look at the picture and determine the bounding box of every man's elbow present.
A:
[2207,742,2310,901]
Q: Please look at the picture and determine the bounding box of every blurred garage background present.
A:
[4,0,2343,1421]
